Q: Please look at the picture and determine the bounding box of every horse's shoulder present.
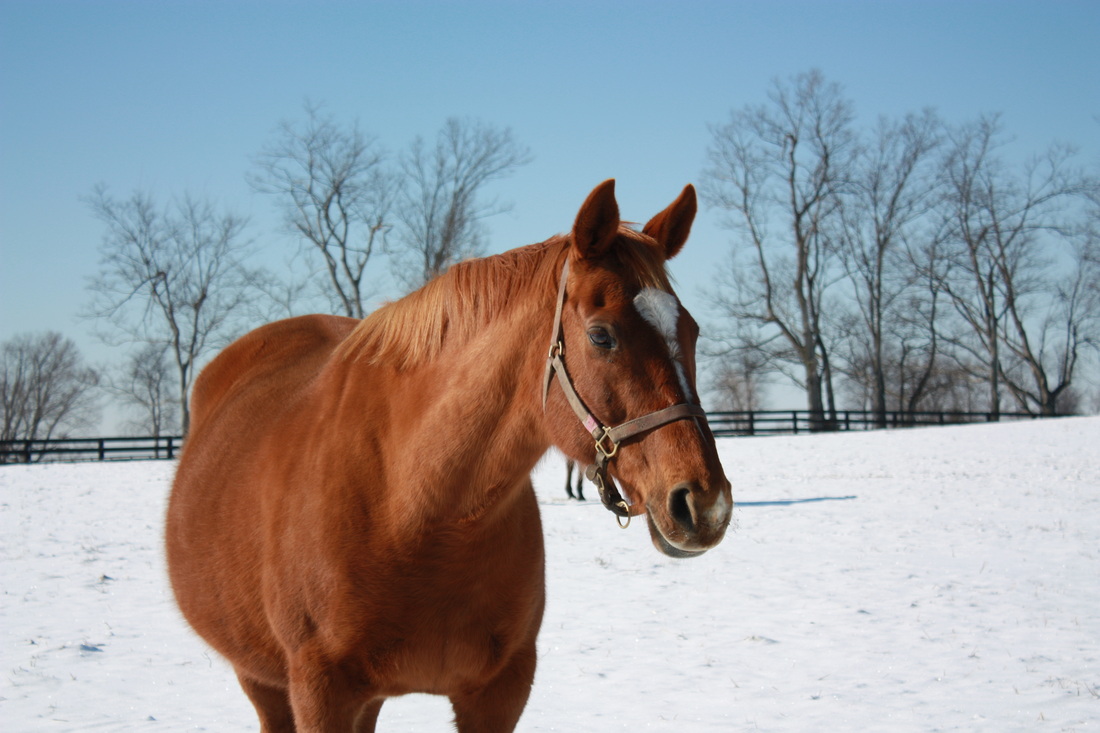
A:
[190,315,358,430]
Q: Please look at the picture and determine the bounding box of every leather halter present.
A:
[542,260,708,526]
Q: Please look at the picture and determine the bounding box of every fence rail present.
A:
[0,410,1066,464]
[706,409,1059,437]
[0,436,181,464]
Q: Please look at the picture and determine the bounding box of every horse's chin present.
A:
[645,512,709,559]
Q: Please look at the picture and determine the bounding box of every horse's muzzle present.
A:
[647,480,733,558]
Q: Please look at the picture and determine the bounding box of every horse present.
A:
[165,179,733,732]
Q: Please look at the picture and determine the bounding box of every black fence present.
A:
[0,436,182,464]
[0,410,1067,464]
[706,409,1059,437]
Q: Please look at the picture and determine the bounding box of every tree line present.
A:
[700,70,1099,425]
[4,73,1098,445]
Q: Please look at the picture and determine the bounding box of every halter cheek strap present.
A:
[542,260,707,525]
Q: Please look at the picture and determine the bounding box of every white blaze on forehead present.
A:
[633,288,695,400]
[633,288,681,356]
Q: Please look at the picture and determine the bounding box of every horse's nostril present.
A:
[668,484,695,533]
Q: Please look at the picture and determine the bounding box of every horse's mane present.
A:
[336,226,671,369]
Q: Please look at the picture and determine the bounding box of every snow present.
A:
[3,417,1098,731]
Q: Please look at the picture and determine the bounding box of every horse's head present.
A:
[543,179,732,557]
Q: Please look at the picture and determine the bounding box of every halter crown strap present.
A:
[542,259,573,410]
[542,260,708,523]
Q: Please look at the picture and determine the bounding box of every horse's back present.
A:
[188,314,357,431]
[173,312,357,523]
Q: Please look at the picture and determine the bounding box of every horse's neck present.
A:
[436,303,550,462]
[347,302,551,523]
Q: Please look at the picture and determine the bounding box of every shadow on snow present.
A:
[737,496,857,507]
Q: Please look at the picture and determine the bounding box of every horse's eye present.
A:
[588,327,616,350]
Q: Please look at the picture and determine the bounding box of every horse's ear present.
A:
[642,184,697,260]
[572,179,620,259]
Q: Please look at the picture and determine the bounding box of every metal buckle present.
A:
[595,427,619,459]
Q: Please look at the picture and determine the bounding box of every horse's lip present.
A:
[646,511,708,559]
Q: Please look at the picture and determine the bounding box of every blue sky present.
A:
[1,0,1098,415]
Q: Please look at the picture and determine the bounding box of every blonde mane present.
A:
[336,226,671,369]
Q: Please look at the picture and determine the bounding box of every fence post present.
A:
[791,411,799,434]
[98,439,105,461]
[747,412,754,436]
[167,437,175,460]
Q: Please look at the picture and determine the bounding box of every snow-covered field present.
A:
[2,417,1098,731]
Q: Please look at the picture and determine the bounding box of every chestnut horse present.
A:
[166,179,732,732]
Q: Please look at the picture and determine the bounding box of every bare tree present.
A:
[394,117,532,289]
[701,70,857,427]
[935,117,1011,416]
[892,234,951,414]
[1,332,99,461]
[998,234,1099,414]
[936,116,1099,416]
[251,102,395,318]
[707,349,768,412]
[84,187,256,434]
[834,110,942,425]
[108,343,179,437]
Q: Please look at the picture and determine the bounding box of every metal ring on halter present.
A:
[615,503,631,528]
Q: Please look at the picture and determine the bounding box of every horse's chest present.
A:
[327,516,545,695]
[384,598,523,694]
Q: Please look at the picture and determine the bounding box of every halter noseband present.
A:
[542,260,707,527]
